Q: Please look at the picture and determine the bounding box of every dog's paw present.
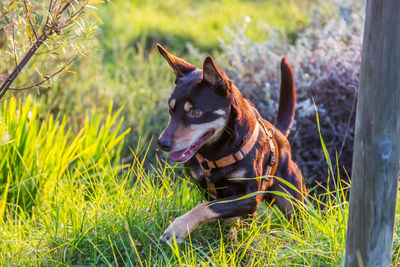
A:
[160,219,190,244]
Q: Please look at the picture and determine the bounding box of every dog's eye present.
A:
[190,109,202,117]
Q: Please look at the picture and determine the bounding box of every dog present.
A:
[156,44,307,244]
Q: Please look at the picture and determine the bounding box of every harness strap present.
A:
[195,122,260,174]
[196,119,276,200]
[205,176,218,200]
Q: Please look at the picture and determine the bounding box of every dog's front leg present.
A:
[160,194,258,244]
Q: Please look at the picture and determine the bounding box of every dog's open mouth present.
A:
[169,130,215,162]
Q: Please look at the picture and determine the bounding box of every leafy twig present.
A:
[0,32,48,99]
[23,0,38,40]
[0,1,73,99]
[9,55,78,91]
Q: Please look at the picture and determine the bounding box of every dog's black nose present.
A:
[158,138,172,152]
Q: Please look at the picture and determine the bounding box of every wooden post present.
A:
[344,0,400,266]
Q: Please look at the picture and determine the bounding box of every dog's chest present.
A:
[185,158,254,186]
[186,158,243,181]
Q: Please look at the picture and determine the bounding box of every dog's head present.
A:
[157,44,234,162]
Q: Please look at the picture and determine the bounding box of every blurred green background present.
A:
[98,0,309,53]
[25,0,313,162]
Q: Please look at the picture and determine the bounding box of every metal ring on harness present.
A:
[268,127,275,137]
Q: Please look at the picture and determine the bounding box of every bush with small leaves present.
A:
[0,0,103,99]
[217,0,364,190]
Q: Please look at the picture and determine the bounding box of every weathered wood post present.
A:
[344,0,400,266]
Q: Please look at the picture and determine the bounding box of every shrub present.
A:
[216,0,364,190]
[0,0,102,99]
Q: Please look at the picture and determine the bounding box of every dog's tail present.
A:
[275,57,296,137]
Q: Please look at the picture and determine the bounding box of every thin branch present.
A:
[54,2,70,20]
[35,35,79,55]
[0,0,72,100]
[49,2,71,34]
[0,32,47,99]
[23,0,38,40]
[11,24,18,68]
[61,0,88,28]
[44,0,54,31]
[34,43,63,55]
[9,55,78,91]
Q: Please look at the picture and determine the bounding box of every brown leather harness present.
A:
[195,119,277,200]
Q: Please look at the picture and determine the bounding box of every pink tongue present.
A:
[169,147,191,162]
[168,130,214,162]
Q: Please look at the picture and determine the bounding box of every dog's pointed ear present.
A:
[202,56,224,85]
[157,44,196,79]
[202,56,230,95]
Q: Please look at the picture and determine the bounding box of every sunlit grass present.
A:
[98,0,310,53]
[1,98,400,265]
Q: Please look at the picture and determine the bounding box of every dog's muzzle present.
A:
[158,137,172,152]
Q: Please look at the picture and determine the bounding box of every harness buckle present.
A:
[267,127,275,139]
[199,159,211,176]
[198,159,217,199]
[200,160,210,170]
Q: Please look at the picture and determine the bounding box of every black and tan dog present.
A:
[156,44,307,244]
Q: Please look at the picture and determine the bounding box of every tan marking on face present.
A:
[214,109,226,116]
[171,117,227,152]
[184,101,193,112]
[160,203,219,243]
[169,99,176,110]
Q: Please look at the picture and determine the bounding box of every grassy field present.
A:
[1,0,400,265]
[0,98,348,265]
[1,98,400,265]
[98,0,309,52]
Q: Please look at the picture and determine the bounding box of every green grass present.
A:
[1,98,400,265]
[98,0,310,53]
